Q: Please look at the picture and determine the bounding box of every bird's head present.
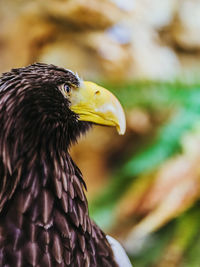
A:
[0,63,126,151]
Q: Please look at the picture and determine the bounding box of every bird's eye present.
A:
[64,84,71,94]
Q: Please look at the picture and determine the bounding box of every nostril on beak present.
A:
[95,90,100,95]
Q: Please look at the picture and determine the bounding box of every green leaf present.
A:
[107,81,200,110]
[90,82,200,229]
[130,223,175,267]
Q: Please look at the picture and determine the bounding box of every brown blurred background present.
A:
[1,1,200,266]
[2,0,200,80]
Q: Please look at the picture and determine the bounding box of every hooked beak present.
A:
[70,81,126,135]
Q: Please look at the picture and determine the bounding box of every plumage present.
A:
[0,63,129,266]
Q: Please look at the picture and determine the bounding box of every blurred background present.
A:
[1,0,200,266]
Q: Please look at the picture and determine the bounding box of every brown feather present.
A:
[54,178,63,199]
[0,63,119,267]
[40,190,54,224]
[63,250,71,265]
[54,210,71,238]
[52,233,63,264]
[24,242,41,266]
[39,252,52,267]
[61,192,69,213]
[61,172,68,192]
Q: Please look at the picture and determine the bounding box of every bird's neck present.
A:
[0,145,89,226]
[0,146,118,266]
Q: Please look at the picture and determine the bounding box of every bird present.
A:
[0,63,132,267]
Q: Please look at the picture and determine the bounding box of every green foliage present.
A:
[183,233,200,267]
[90,81,200,230]
[131,206,200,267]
[130,223,175,267]
[107,81,200,110]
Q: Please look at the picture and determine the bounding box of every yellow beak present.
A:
[70,81,126,135]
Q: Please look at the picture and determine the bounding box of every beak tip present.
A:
[117,112,126,135]
[118,129,126,135]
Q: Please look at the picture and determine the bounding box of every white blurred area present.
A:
[0,0,200,81]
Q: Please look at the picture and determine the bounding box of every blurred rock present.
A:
[0,1,55,72]
[82,31,132,80]
[128,22,180,79]
[172,0,200,50]
[1,0,195,81]
[110,0,135,12]
[106,20,180,80]
[38,36,97,79]
[38,31,133,81]
[39,0,125,30]
[134,0,177,29]
[0,0,183,81]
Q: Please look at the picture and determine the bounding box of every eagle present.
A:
[0,63,131,267]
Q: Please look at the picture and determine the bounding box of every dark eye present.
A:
[64,84,71,94]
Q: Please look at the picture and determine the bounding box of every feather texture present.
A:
[0,63,118,266]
